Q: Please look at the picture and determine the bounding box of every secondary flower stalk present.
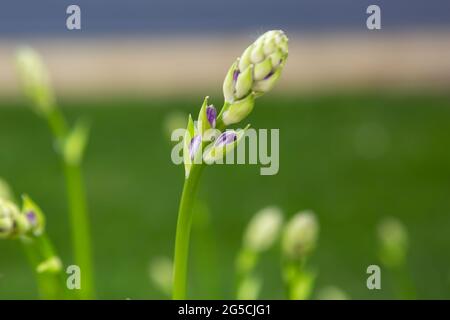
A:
[377,217,416,299]
[15,48,94,299]
[281,210,319,300]
[0,194,65,299]
[235,207,283,299]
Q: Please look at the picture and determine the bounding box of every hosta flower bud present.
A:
[282,211,319,260]
[197,96,217,138]
[15,47,55,117]
[21,195,46,237]
[183,115,197,178]
[0,198,22,239]
[221,30,288,125]
[377,217,408,268]
[243,206,283,253]
[203,126,248,164]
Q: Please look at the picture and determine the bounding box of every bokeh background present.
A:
[1,0,449,299]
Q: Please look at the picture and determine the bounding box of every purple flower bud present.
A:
[264,71,274,80]
[188,135,202,160]
[233,69,240,82]
[26,211,37,226]
[206,105,217,128]
[215,131,237,147]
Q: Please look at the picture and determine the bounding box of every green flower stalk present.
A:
[0,198,23,239]
[377,217,408,269]
[0,194,65,299]
[162,114,219,298]
[282,211,318,260]
[236,206,283,299]
[281,211,319,300]
[377,217,416,299]
[173,30,288,299]
[15,48,94,299]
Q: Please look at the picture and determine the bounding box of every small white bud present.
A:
[220,30,288,126]
[377,217,408,268]
[0,198,21,239]
[282,210,319,260]
[15,47,55,116]
[243,206,283,252]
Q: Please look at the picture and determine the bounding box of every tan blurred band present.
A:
[1,31,450,98]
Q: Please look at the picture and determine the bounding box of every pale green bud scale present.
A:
[253,57,272,81]
[203,126,249,164]
[197,96,211,137]
[221,94,255,126]
[235,65,253,100]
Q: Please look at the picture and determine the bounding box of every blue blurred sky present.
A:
[0,0,449,37]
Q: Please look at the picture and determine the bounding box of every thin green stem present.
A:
[22,234,66,299]
[192,200,220,298]
[235,249,260,299]
[392,264,416,299]
[172,101,229,299]
[64,162,94,299]
[45,108,95,299]
[283,258,315,300]
[47,109,69,141]
[173,164,204,300]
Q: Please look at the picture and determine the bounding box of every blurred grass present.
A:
[0,92,449,299]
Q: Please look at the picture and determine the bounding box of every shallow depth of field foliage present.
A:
[1,92,449,299]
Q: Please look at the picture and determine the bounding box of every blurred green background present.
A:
[1,92,449,299]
